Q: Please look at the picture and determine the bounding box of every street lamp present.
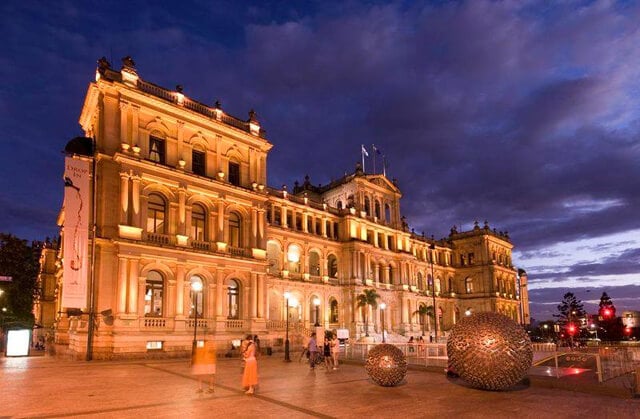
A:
[284,291,291,362]
[590,323,598,342]
[313,297,321,327]
[191,278,203,356]
[543,324,549,341]
[380,303,386,343]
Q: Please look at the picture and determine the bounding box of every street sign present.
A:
[0,276,12,282]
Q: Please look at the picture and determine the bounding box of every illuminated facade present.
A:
[48,57,528,359]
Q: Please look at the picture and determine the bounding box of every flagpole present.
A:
[383,155,387,177]
[361,146,365,173]
[372,144,377,174]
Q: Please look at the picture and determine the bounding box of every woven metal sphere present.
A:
[365,343,407,387]
[447,312,533,391]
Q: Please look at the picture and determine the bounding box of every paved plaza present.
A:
[2,355,639,418]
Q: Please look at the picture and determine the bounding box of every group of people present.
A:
[302,331,341,371]
[191,331,342,396]
[191,334,259,395]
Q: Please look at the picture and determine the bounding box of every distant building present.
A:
[622,311,640,328]
[39,57,529,359]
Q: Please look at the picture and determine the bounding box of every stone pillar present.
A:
[178,188,186,236]
[302,212,308,233]
[282,206,288,228]
[216,271,224,318]
[251,208,258,248]
[131,105,139,146]
[176,265,185,316]
[117,257,128,314]
[217,200,225,242]
[119,101,129,143]
[137,275,146,317]
[250,273,258,318]
[131,176,141,228]
[128,259,139,315]
[119,173,129,225]
[258,209,266,248]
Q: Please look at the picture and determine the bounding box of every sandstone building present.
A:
[45,57,529,359]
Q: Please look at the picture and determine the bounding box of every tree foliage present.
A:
[356,289,380,337]
[598,291,617,339]
[0,234,41,328]
[554,292,585,325]
[598,292,616,318]
[413,304,434,335]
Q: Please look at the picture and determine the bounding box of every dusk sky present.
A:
[1,1,639,321]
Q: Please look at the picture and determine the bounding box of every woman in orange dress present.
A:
[242,337,258,394]
[191,340,217,393]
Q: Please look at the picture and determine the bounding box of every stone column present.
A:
[131,176,141,228]
[128,259,139,314]
[282,206,288,228]
[176,265,185,316]
[216,271,224,318]
[258,209,266,248]
[119,173,129,225]
[178,188,186,236]
[217,200,225,242]
[117,257,128,314]
[131,105,139,146]
[119,101,129,143]
[250,273,258,318]
[251,208,258,248]
[302,212,308,233]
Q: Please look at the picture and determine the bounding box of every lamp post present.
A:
[191,279,203,356]
[313,297,321,327]
[543,324,549,341]
[284,291,291,362]
[429,243,438,342]
[380,303,386,343]
[590,323,598,342]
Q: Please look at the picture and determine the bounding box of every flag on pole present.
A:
[361,144,369,173]
[361,144,369,157]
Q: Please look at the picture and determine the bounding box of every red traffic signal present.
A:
[567,324,577,336]
[602,308,612,318]
[624,327,632,336]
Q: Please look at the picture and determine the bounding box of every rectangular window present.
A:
[149,136,166,164]
[146,341,163,350]
[192,150,205,176]
[228,162,240,186]
[468,253,475,265]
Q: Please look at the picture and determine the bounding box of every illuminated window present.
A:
[227,280,239,319]
[330,299,339,323]
[287,244,301,273]
[309,251,320,276]
[229,212,241,247]
[375,200,381,219]
[191,204,206,241]
[149,136,165,164]
[465,277,473,294]
[147,193,166,234]
[364,197,371,215]
[328,254,338,278]
[189,275,204,317]
[145,270,164,316]
[417,272,424,290]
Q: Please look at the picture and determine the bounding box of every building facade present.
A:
[46,57,529,359]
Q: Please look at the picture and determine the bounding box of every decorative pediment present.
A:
[367,175,400,194]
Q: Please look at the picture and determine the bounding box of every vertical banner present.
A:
[62,156,91,309]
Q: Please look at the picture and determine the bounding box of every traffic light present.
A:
[602,308,612,318]
[567,324,577,336]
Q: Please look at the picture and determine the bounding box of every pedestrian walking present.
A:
[191,340,217,394]
[299,334,310,362]
[323,334,332,370]
[242,335,258,394]
[308,332,318,370]
[330,333,340,370]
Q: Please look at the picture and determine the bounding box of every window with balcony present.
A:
[189,275,204,317]
[147,193,166,234]
[227,279,239,319]
[192,149,205,176]
[144,271,164,317]
[228,212,241,247]
[149,136,166,164]
[328,254,338,278]
[309,251,320,276]
[191,204,206,241]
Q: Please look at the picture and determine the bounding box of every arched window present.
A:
[465,277,473,294]
[189,275,204,317]
[336,200,343,210]
[287,244,301,273]
[266,241,281,275]
[228,212,241,247]
[435,277,442,293]
[364,197,371,215]
[329,299,339,323]
[191,204,206,241]
[192,145,206,176]
[228,159,240,186]
[227,279,239,319]
[384,203,391,221]
[388,265,394,284]
[427,274,433,289]
[374,200,381,219]
[149,135,165,164]
[308,251,320,276]
[417,272,424,290]
[144,270,164,317]
[328,254,338,278]
[147,193,166,234]
[448,277,453,293]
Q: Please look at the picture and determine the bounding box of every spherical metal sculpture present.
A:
[447,312,533,391]
[365,343,407,386]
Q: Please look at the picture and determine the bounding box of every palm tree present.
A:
[413,305,435,336]
[356,289,380,337]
